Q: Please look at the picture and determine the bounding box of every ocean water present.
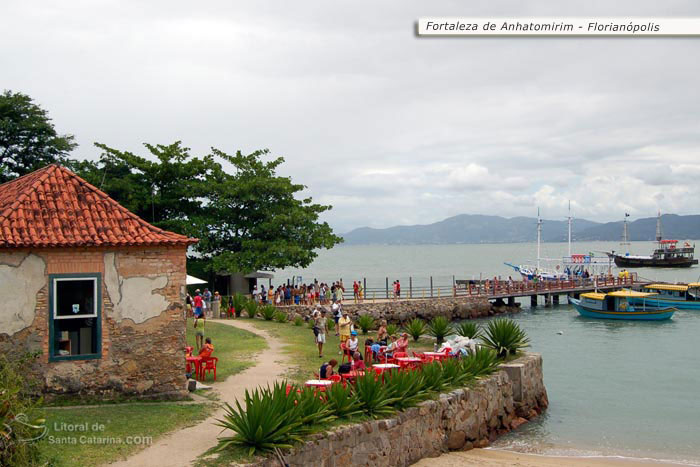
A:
[278,242,700,464]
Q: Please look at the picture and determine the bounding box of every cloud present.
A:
[2,0,700,233]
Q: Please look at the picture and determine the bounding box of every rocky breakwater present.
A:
[282,296,520,324]
[241,353,548,467]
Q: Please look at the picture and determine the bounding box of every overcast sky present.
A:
[2,1,700,233]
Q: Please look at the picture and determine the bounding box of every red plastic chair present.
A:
[329,374,342,383]
[200,357,218,381]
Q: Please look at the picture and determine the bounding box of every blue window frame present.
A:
[48,273,102,362]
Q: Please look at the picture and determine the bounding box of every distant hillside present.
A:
[342,213,700,245]
[574,214,700,241]
[342,214,600,245]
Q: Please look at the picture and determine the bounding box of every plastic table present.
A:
[305,379,334,388]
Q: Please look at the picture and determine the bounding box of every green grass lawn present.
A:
[38,403,212,466]
[248,319,436,384]
[186,318,267,382]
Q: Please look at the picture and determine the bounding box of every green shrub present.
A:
[441,357,472,387]
[216,383,302,456]
[405,318,427,342]
[455,321,481,340]
[293,316,304,326]
[420,361,447,392]
[385,323,398,337]
[384,369,427,410]
[273,311,287,323]
[324,383,362,419]
[294,387,335,430]
[244,299,259,318]
[0,353,45,467]
[260,305,276,321]
[231,293,247,318]
[462,347,501,377]
[352,372,397,418]
[356,314,375,334]
[481,318,530,358]
[427,316,453,345]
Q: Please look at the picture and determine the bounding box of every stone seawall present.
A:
[244,353,548,467]
[281,296,520,324]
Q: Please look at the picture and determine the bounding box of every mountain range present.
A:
[341,214,700,245]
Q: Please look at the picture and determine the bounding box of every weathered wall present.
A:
[281,296,520,324]
[0,252,46,335]
[0,246,187,398]
[244,353,548,467]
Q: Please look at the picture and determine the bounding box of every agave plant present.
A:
[244,299,259,318]
[273,311,288,323]
[440,357,472,387]
[427,316,454,345]
[384,369,427,409]
[215,383,302,456]
[231,293,247,318]
[352,372,397,418]
[385,323,399,338]
[404,318,427,342]
[481,318,530,358]
[420,361,446,392]
[461,347,500,377]
[455,321,481,340]
[294,386,336,431]
[325,382,362,418]
[356,314,375,334]
[293,316,304,326]
[260,304,277,321]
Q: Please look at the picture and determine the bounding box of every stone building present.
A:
[0,164,197,397]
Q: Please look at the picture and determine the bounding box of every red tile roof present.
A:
[0,164,198,248]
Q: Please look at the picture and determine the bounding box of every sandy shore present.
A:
[412,449,683,466]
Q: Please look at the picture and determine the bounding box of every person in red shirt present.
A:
[193,290,204,317]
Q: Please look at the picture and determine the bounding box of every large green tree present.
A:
[0,90,77,182]
[77,143,342,273]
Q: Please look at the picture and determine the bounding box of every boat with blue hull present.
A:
[569,290,676,320]
[626,283,700,310]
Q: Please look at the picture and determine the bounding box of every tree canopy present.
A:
[75,143,342,273]
[0,90,77,182]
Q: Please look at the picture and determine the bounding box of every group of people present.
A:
[251,280,349,306]
[185,288,222,318]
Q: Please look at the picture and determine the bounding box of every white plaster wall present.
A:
[104,252,169,324]
[0,253,46,335]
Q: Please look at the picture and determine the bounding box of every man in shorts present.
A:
[338,311,352,354]
[315,310,328,358]
[193,290,203,318]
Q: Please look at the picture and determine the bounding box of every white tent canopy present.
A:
[186,274,207,285]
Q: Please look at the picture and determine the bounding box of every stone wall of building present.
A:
[0,246,187,398]
[243,353,548,467]
[280,296,520,324]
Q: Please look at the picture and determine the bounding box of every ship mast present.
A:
[655,211,663,242]
[567,201,572,258]
[621,213,630,245]
[537,208,542,271]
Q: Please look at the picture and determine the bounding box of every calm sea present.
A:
[278,242,700,464]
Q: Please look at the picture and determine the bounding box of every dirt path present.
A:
[110,319,288,467]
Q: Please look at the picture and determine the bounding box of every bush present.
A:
[0,353,48,466]
[461,347,500,377]
[352,372,396,418]
[441,357,472,387]
[385,323,399,338]
[427,316,453,345]
[273,311,287,323]
[420,361,446,392]
[294,386,335,430]
[231,293,247,318]
[384,369,427,410]
[325,383,362,419]
[404,318,427,342]
[356,314,375,334]
[216,383,302,456]
[293,316,304,326]
[481,318,530,358]
[244,299,259,318]
[455,321,481,340]
[260,304,276,321]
